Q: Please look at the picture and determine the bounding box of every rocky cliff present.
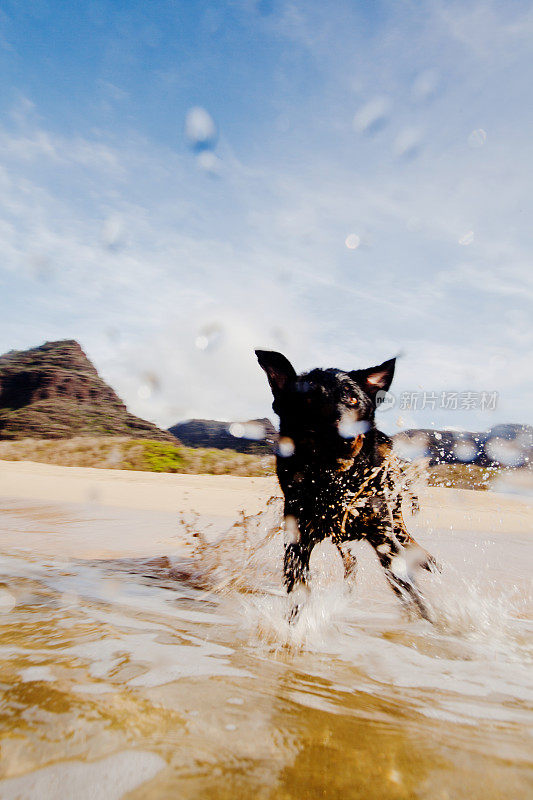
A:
[0,340,173,441]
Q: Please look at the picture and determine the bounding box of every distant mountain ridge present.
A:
[169,416,532,468]
[0,340,173,442]
[168,417,277,454]
[395,425,533,468]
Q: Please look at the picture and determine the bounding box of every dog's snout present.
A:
[295,381,328,407]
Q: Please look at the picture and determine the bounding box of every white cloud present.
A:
[436,0,533,58]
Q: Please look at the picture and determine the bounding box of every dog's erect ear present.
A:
[255,350,297,396]
[350,357,396,397]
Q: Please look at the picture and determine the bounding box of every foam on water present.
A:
[0,751,166,800]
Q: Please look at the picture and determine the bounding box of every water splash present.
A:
[168,497,532,672]
[174,496,285,595]
[424,565,532,652]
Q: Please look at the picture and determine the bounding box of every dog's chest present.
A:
[282,459,386,537]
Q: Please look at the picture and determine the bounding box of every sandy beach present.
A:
[0,459,531,559]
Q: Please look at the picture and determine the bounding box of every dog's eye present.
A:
[346,395,359,406]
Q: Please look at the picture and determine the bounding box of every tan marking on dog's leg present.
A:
[336,541,358,584]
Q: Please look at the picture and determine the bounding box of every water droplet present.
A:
[277,437,295,457]
[195,323,223,351]
[137,383,152,400]
[196,151,221,175]
[468,128,487,148]
[393,433,429,461]
[458,230,474,246]
[353,97,390,135]
[185,107,217,151]
[394,127,423,159]
[412,70,439,101]
[228,421,266,441]
[102,214,125,251]
[229,423,244,438]
[484,437,526,467]
[338,418,370,439]
[453,440,478,463]
[345,233,360,250]
[195,336,209,351]
[390,556,409,580]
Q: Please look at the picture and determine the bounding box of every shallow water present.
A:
[0,497,532,799]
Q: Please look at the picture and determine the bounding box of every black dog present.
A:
[255,350,438,621]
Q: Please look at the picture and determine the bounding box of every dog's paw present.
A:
[407,546,442,574]
[287,603,303,624]
[422,551,442,574]
[286,583,310,624]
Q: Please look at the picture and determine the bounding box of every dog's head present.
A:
[255,350,395,458]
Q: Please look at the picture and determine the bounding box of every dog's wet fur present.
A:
[255,350,439,621]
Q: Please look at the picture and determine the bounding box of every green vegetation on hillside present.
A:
[425,463,497,491]
[0,437,275,477]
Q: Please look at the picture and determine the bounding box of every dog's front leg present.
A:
[283,541,310,592]
[283,515,313,622]
[368,529,434,623]
[283,541,312,623]
[391,498,441,574]
[335,541,358,587]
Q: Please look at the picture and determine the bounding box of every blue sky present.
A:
[0,0,532,432]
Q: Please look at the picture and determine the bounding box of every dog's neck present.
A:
[335,433,365,471]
